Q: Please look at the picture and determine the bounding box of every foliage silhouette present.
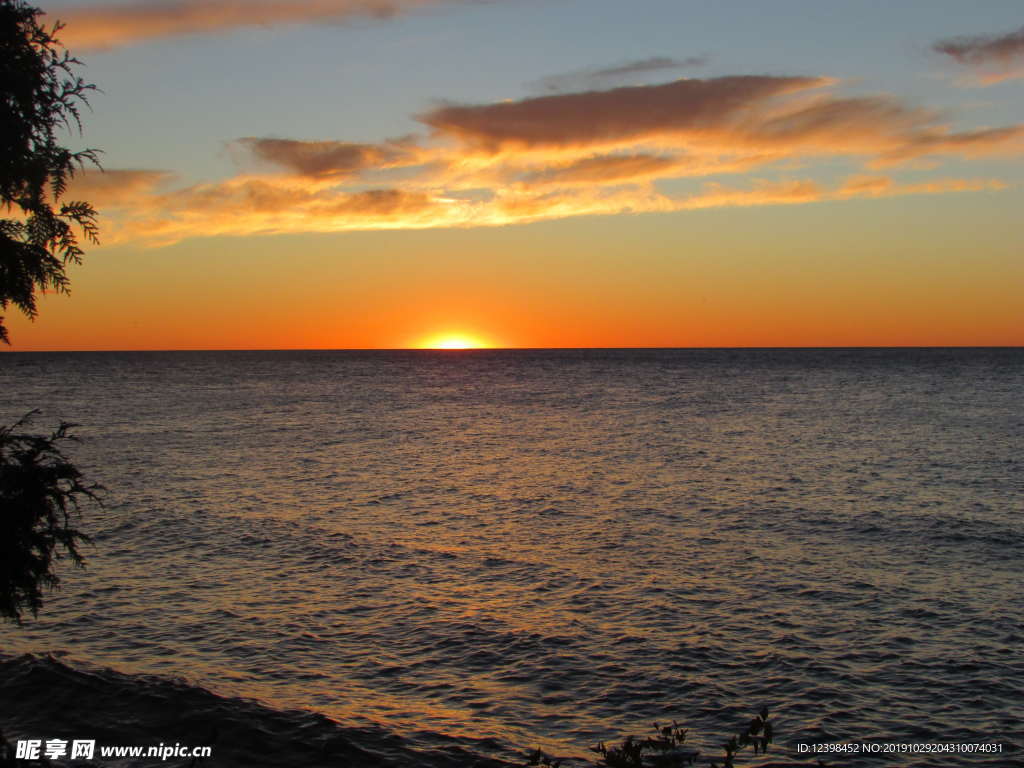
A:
[0,411,102,623]
[0,0,99,344]
[523,708,773,768]
[0,1,103,623]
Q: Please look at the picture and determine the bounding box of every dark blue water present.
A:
[1,349,1022,766]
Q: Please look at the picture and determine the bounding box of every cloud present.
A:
[233,137,416,179]
[873,124,1024,165]
[508,152,771,189]
[66,169,173,205]
[57,0,466,51]
[516,153,684,187]
[836,174,1007,199]
[421,76,828,150]
[110,175,458,244]
[677,174,1006,211]
[590,56,709,79]
[532,55,709,93]
[680,179,823,210]
[421,76,1024,170]
[933,24,1024,84]
[87,76,1019,245]
[102,167,1009,246]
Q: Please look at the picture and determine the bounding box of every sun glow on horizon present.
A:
[419,333,491,350]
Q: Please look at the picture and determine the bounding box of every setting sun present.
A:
[419,333,490,350]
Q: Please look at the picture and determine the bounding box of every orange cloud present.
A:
[99,166,1008,246]
[58,0,465,51]
[66,169,174,207]
[492,185,676,222]
[517,153,683,186]
[677,174,1006,211]
[61,170,174,242]
[681,179,823,209]
[505,151,772,189]
[104,173,480,244]
[106,176,677,244]
[84,76,1020,244]
[934,24,1024,84]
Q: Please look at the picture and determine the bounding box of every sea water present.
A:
[1,349,1021,766]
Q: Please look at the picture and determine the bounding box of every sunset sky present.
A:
[6,0,1024,350]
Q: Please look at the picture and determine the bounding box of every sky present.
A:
[6,0,1024,350]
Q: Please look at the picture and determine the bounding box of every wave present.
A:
[0,652,515,767]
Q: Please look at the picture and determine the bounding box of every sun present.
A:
[419,333,490,350]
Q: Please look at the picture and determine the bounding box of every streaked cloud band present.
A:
[59,0,470,50]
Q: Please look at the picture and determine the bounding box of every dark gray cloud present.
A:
[234,137,409,178]
[532,55,709,93]
[422,75,824,149]
[934,24,1024,82]
[934,24,1024,65]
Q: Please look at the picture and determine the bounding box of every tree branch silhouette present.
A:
[1,0,100,344]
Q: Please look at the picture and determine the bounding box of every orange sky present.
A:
[3,1,1023,350]
[8,190,1022,350]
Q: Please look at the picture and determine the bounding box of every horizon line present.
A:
[3,345,1023,354]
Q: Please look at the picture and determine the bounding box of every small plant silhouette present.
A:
[711,706,772,768]
[588,720,695,767]
[523,708,772,768]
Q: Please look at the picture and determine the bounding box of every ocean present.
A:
[1,349,1021,767]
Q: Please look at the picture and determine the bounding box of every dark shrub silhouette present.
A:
[0,411,101,623]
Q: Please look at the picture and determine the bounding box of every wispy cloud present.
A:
[680,179,823,210]
[93,168,1007,247]
[933,24,1024,84]
[532,55,709,93]
[82,75,1019,244]
[836,174,1007,199]
[58,0,470,51]
[873,124,1024,165]
[67,169,176,206]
